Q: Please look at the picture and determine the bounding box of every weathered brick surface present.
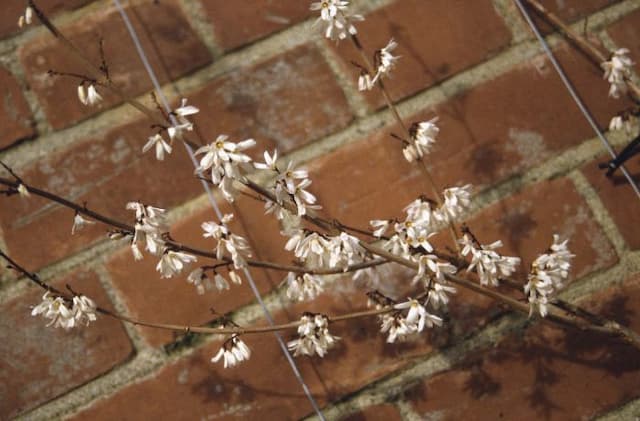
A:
[340,403,402,421]
[0,118,205,270]
[0,269,132,419]
[405,274,640,420]
[0,66,35,150]
[0,0,94,40]
[19,0,211,129]
[582,154,640,250]
[105,202,277,347]
[200,0,312,51]
[70,334,327,420]
[607,7,640,72]
[331,0,512,108]
[187,44,353,153]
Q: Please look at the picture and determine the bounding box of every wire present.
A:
[513,0,640,200]
[112,1,326,418]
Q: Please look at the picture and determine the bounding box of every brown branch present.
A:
[0,249,393,335]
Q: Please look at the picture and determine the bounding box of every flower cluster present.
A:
[285,230,366,271]
[32,292,98,330]
[403,118,439,162]
[460,234,520,287]
[412,254,458,305]
[157,250,197,279]
[187,267,242,295]
[211,335,251,368]
[202,214,251,269]
[373,185,473,257]
[288,313,339,357]
[602,48,634,98]
[310,0,363,41]
[143,99,199,161]
[18,6,34,28]
[126,202,168,260]
[358,39,400,91]
[77,84,103,107]
[195,135,256,202]
[380,299,442,343]
[524,234,575,317]
[286,272,324,302]
[256,152,321,218]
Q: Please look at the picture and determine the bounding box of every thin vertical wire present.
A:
[111,1,325,418]
[513,0,640,200]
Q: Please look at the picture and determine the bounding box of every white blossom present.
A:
[440,185,472,222]
[602,48,633,98]
[358,71,374,91]
[72,295,98,326]
[173,98,199,125]
[71,212,95,235]
[524,234,575,317]
[187,268,211,295]
[18,6,33,28]
[310,0,363,41]
[286,272,324,302]
[142,133,172,161]
[78,84,102,106]
[609,114,638,135]
[126,202,167,259]
[288,314,339,357]
[17,183,30,198]
[380,313,415,343]
[395,299,442,332]
[403,118,439,162]
[254,149,278,171]
[202,215,251,269]
[370,219,391,238]
[460,234,520,287]
[32,292,97,330]
[194,135,256,202]
[156,250,197,278]
[211,335,251,368]
[374,38,399,79]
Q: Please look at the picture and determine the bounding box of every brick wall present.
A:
[1,0,640,419]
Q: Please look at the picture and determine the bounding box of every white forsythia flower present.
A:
[186,268,211,294]
[358,71,374,91]
[78,84,103,106]
[156,250,197,278]
[403,118,439,162]
[394,299,442,333]
[71,212,95,235]
[126,202,168,259]
[17,183,30,198]
[609,114,638,135]
[211,335,251,368]
[32,292,97,329]
[310,0,363,41]
[18,6,34,28]
[380,313,415,343]
[524,234,575,317]
[194,135,256,202]
[172,98,199,125]
[253,149,278,171]
[601,48,634,98]
[142,133,172,161]
[288,314,339,357]
[460,235,521,287]
[374,38,399,80]
[440,185,472,222]
[202,214,251,269]
[72,295,98,326]
[286,272,324,302]
[370,219,391,238]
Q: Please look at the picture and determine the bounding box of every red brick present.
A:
[187,44,353,153]
[19,0,211,129]
[460,177,618,281]
[70,333,327,420]
[0,269,133,419]
[530,0,623,35]
[0,118,205,270]
[105,202,278,347]
[331,0,512,108]
[405,273,640,420]
[0,0,93,40]
[305,43,631,223]
[607,8,640,74]
[582,154,640,250]
[200,0,312,51]
[340,403,402,421]
[0,66,35,150]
